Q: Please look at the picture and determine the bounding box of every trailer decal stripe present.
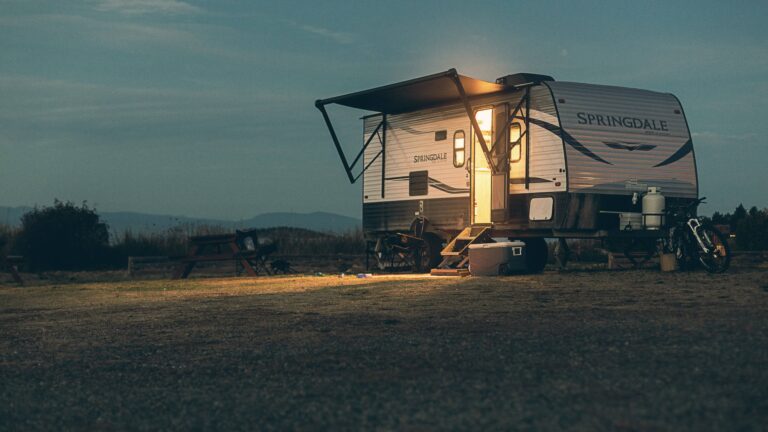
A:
[428,179,470,194]
[522,117,613,165]
[510,177,552,184]
[385,176,469,194]
[653,139,693,167]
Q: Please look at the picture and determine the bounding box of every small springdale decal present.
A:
[413,153,448,163]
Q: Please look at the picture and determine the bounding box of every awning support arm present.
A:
[353,148,383,183]
[317,103,354,183]
[381,114,386,198]
[316,101,385,184]
[449,70,497,173]
[488,86,531,174]
[524,86,531,189]
[349,120,384,171]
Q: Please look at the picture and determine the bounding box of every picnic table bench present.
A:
[171,231,274,279]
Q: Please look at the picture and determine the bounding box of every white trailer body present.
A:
[316,70,697,239]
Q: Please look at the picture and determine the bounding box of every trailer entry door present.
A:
[472,108,493,224]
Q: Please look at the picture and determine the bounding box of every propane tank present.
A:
[642,187,665,230]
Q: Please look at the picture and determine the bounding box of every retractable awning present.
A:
[315,68,526,186]
[315,69,507,114]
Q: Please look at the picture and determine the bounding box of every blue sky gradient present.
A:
[1,0,766,219]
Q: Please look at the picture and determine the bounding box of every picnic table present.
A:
[171,231,274,279]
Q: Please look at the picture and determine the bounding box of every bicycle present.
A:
[662,197,731,273]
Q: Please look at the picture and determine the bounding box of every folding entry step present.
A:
[431,226,491,274]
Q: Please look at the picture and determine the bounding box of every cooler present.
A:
[468,241,526,276]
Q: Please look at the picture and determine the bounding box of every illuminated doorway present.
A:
[471,108,493,224]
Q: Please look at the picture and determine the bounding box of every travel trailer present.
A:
[315,69,698,272]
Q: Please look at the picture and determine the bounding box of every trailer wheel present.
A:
[413,233,443,273]
[525,238,548,273]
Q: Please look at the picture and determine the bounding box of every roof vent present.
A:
[495,73,554,87]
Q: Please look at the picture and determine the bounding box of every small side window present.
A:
[453,130,465,167]
[509,123,522,163]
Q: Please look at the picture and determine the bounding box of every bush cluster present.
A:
[708,204,768,250]
[15,201,109,271]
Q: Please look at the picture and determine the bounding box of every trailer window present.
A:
[509,123,522,162]
[453,130,465,167]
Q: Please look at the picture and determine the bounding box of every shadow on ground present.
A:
[1,269,767,430]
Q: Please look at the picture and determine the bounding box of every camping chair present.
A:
[2,255,24,285]
[245,242,277,275]
[235,229,277,276]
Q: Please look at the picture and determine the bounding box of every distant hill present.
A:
[239,212,361,233]
[0,206,361,234]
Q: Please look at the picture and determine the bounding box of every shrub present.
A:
[16,201,110,271]
[0,224,19,256]
[735,208,768,250]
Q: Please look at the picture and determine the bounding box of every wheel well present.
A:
[409,217,450,243]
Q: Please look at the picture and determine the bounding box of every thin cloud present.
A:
[291,21,354,45]
[0,75,302,144]
[95,0,202,15]
[692,131,758,144]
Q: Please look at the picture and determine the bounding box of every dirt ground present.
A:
[1,266,767,430]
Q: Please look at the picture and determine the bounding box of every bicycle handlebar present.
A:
[666,196,706,217]
[690,197,707,209]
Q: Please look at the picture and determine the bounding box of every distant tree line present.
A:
[706,204,768,250]
[1,200,766,272]
[0,201,365,272]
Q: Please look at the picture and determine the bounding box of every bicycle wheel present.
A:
[412,233,443,273]
[695,223,731,273]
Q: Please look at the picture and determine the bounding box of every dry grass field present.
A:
[2,268,767,430]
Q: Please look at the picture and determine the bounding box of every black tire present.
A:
[412,233,443,273]
[695,223,731,273]
[524,237,548,273]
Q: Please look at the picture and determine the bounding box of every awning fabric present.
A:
[315,69,507,114]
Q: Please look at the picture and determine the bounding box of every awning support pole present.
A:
[317,102,355,183]
[316,101,385,184]
[381,114,386,198]
[524,86,531,189]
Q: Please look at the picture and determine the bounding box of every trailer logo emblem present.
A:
[413,152,448,164]
[577,112,669,132]
[603,141,657,152]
